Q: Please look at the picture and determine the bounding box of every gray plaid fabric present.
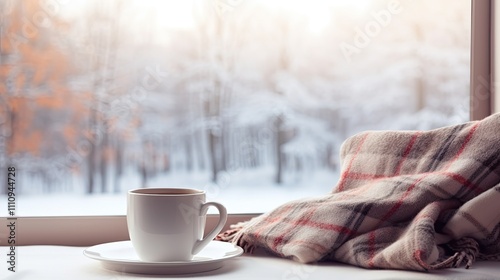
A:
[218,113,500,271]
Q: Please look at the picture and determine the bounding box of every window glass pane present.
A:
[0,0,471,216]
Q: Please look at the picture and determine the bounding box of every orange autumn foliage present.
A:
[1,1,81,156]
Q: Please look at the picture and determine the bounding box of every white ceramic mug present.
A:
[127,188,228,262]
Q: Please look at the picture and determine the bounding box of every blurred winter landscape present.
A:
[0,0,470,215]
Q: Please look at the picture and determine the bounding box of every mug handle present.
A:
[192,202,228,255]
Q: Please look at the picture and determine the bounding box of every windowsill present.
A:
[2,244,500,279]
[0,214,259,246]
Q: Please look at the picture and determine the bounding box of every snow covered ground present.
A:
[0,168,339,216]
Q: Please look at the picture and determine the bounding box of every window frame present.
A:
[0,0,495,246]
[493,0,500,113]
[471,0,495,119]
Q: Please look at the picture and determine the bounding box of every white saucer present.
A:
[84,240,243,275]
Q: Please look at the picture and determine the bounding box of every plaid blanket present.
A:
[217,113,500,271]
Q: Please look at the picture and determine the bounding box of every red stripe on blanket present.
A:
[297,220,356,235]
[343,133,421,202]
[292,209,354,236]
[338,133,370,192]
[255,204,294,239]
[344,173,387,180]
[369,176,425,267]
[271,209,356,252]
[381,177,424,222]
[337,173,386,200]
[273,234,285,252]
[414,250,428,270]
[368,231,376,268]
[394,132,421,175]
[442,172,482,195]
[272,208,316,251]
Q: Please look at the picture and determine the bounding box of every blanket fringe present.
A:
[432,237,500,270]
[215,221,255,253]
[215,221,245,242]
[215,219,255,253]
[432,237,479,269]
